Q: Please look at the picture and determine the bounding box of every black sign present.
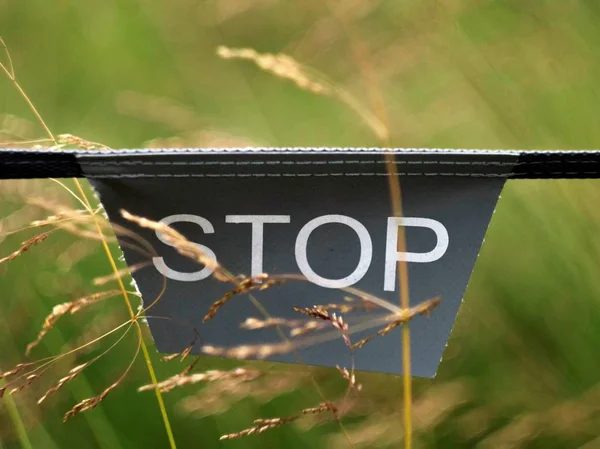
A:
[88,150,514,377]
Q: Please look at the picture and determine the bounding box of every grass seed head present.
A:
[57,133,111,151]
[7,374,38,396]
[289,320,324,337]
[219,402,336,440]
[216,46,331,95]
[26,290,120,356]
[336,365,362,392]
[352,296,441,349]
[293,305,331,321]
[139,368,260,394]
[203,274,282,322]
[38,363,90,404]
[0,231,50,264]
[121,210,228,281]
[0,362,36,380]
[202,340,295,360]
[63,380,120,421]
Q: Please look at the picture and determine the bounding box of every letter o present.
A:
[295,215,372,288]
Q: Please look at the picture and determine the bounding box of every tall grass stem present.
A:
[72,179,178,449]
[1,380,33,449]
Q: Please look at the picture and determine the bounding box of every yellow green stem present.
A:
[72,179,178,449]
[385,154,413,448]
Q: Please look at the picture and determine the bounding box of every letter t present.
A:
[225,215,291,276]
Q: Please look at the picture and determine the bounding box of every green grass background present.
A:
[2,1,600,447]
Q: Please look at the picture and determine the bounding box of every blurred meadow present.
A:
[2,0,600,448]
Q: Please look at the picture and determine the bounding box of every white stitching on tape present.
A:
[75,147,524,155]
[81,159,517,167]
[89,172,513,178]
[87,170,600,179]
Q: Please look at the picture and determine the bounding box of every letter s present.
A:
[153,214,216,282]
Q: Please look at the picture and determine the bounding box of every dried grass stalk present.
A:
[316,299,378,314]
[241,317,302,330]
[0,206,49,242]
[220,402,337,440]
[204,274,283,322]
[202,341,295,360]
[216,46,388,141]
[289,320,324,337]
[29,209,89,228]
[240,317,326,338]
[26,197,91,218]
[0,231,50,264]
[52,221,112,242]
[38,363,89,404]
[121,210,228,281]
[161,332,199,362]
[61,329,142,421]
[293,306,351,347]
[26,290,121,356]
[25,199,110,241]
[331,313,351,348]
[93,261,151,286]
[63,379,120,421]
[336,365,362,392]
[177,368,307,418]
[160,353,183,362]
[139,368,260,394]
[293,305,331,321]
[352,297,441,349]
[57,133,111,151]
[0,362,36,380]
[205,297,440,361]
[217,46,331,95]
[2,374,38,397]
